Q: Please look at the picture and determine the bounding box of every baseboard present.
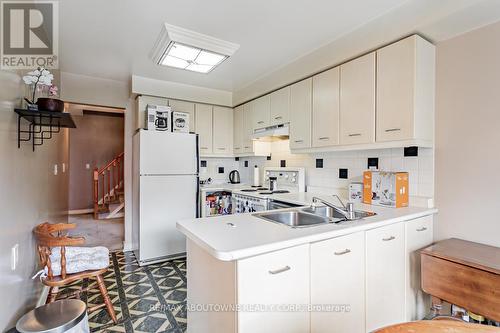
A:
[68,209,93,215]
[37,286,49,307]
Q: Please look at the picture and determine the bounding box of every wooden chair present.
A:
[33,222,117,323]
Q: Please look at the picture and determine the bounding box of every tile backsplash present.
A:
[237,140,434,198]
[199,157,239,184]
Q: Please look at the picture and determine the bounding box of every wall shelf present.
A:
[14,109,76,151]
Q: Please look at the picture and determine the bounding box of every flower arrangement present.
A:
[22,67,56,106]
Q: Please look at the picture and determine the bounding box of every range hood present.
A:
[251,123,289,141]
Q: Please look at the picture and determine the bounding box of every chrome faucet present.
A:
[312,195,356,220]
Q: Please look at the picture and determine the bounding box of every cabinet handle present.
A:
[274,116,283,120]
[244,146,250,149]
[318,137,330,140]
[334,249,351,256]
[385,128,401,132]
[234,147,240,150]
[416,227,427,232]
[348,133,361,137]
[257,121,265,124]
[294,140,303,143]
[382,236,396,241]
[269,266,291,275]
[217,148,226,150]
[201,147,209,149]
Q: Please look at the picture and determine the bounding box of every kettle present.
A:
[229,170,240,184]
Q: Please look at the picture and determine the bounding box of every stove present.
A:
[233,168,305,213]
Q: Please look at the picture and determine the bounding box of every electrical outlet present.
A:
[11,244,18,270]
[85,163,90,170]
[62,163,66,173]
[53,164,58,175]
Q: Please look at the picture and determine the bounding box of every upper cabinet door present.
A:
[233,105,244,153]
[312,67,340,147]
[242,103,254,153]
[289,78,312,149]
[169,99,196,133]
[251,95,271,130]
[340,52,376,145]
[270,86,290,126]
[195,104,213,155]
[212,106,233,154]
[376,35,435,142]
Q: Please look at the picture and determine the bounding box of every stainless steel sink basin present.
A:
[301,206,376,220]
[254,210,333,228]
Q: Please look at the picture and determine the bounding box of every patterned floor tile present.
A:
[57,251,187,333]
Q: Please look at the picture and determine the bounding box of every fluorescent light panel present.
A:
[151,23,239,74]
[160,42,227,73]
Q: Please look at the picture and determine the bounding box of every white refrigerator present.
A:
[133,130,199,265]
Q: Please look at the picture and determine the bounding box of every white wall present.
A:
[60,72,129,108]
[0,71,69,330]
[199,158,240,184]
[132,75,232,107]
[239,141,434,199]
[435,20,500,247]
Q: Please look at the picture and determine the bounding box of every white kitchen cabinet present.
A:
[270,86,290,125]
[340,52,376,145]
[169,99,196,132]
[290,78,312,150]
[233,105,244,153]
[405,215,433,321]
[312,67,340,148]
[237,244,310,333]
[376,35,435,143]
[251,95,271,130]
[366,223,405,332]
[311,232,365,333]
[136,95,168,130]
[195,104,213,155]
[242,102,254,153]
[212,106,233,155]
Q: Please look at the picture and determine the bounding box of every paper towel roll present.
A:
[253,166,260,187]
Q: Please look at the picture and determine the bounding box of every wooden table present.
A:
[374,320,500,332]
[421,238,500,322]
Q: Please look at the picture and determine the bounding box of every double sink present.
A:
[255,205,376,228]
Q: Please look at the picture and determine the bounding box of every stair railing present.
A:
[93,152,124,219]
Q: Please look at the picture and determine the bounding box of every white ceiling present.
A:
[59,0,500,97]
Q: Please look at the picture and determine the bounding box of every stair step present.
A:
[97,204,109,213]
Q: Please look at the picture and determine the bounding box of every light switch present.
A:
[53,164,58,175]
[85,163,90,170]
[62,163,66,173]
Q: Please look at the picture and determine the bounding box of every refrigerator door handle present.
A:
[196,176,200,218]
[195,134,200,174]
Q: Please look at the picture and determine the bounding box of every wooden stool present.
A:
[33,222,117,323]
[373,320,500,332]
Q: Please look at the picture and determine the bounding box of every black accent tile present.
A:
[234,157,239,161]
[404,146,419,157]
[316,159,323,168]
[368,157,379,169]
[267,155,272,161]
[200,160,207,167]
[280,160,286,167]
[244,161,248,167]
[339,168,348,179]
[218,167,224,174]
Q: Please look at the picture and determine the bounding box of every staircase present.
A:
[93,152,124,220]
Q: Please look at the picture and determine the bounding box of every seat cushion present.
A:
[44,246,110,276]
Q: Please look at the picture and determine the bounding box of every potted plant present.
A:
[22,67,64,112]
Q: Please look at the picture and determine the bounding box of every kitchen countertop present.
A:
[200,183,249,191]
[178,192,438,261]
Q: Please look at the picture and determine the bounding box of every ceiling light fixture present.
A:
[150,23,240,74]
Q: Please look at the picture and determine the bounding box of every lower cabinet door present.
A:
[311,232,365,333]
[366,223,405,332]
[405,216,433,320]
[237,244,310,333]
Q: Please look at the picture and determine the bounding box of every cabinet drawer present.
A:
[311,232,365,333]
[237,244,309,333]
[366,223,405,332]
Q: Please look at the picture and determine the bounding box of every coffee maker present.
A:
[155,109,170,131]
